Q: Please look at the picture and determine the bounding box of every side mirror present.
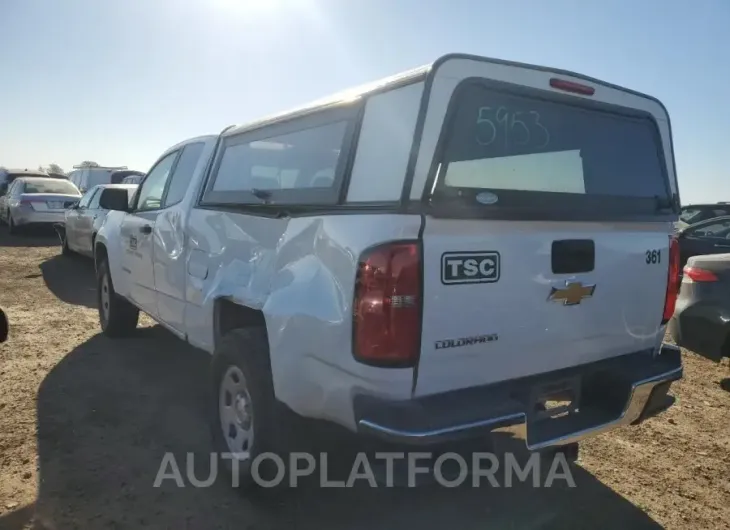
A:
[0,308,8,343]
[99,188,130,212]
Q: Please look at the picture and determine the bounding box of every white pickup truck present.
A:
[94,53,683,485]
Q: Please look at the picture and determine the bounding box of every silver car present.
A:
[62,183,138,257]
[0,177,81,234]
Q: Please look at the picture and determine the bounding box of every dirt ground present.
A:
[0,229,728,530]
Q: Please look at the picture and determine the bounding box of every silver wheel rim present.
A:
[100,273,111,323]
[219,365,254,460]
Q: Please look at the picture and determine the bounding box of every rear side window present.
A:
[212,123,345,195]
[163,142,204,207]
[435,82,671,218]
[202,107,357,206]
[687,219,730,238]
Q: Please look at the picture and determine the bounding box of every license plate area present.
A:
[529,376,581,422]
[47,201,63,209]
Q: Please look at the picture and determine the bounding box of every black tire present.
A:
[541,442,580,466]
[61,233,74,256]
[97,259,139,337]
[8,215,18,235]
[210,327,291,490]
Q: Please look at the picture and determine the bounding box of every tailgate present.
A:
[416,220,670,395]
[411,61,677,396]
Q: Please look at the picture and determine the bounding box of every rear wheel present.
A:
[8,215,18,235]
[210,327,290,489]
[97,259,139,337]
[61,233,74,256]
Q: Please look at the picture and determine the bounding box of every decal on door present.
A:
[441,251,500,284]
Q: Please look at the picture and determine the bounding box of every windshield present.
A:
[435,82,671,216]
[22,179,80,195]
[679,207,703,223]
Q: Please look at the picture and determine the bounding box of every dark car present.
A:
[679,203,730,226]
[676,216,730,270]
[109,169,145,184]
[669,253,730,363]
[0,308,7,342]
[0,168,48,195]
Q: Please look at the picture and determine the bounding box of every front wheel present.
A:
[97,259,139,337]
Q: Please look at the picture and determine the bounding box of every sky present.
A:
[0,0,728,204]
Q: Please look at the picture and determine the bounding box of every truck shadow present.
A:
[39,254,97,309]
[17,328,664,530]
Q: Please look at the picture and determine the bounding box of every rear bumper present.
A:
[355,344,682,449]
[13,209,66,226]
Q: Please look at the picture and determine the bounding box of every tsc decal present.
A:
[441,251,500,284]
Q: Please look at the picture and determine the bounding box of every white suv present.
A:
[93,53,683,486]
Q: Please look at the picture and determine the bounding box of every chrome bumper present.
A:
[356,344,682,450]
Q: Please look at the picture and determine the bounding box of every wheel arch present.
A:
[213,297,268,352]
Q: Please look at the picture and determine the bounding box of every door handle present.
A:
[139,225,152,234]
[713,243,730,248]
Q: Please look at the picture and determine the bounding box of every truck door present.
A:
[120,151,179,317]
[151,141,207,334]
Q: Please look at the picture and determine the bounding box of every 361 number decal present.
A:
[646,249,661,264]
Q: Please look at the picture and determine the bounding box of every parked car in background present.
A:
[93,53,683,488]
[0,177,81,234]
[60,183,138,257]
[67,165,129,193]
[669,253,730,363]
[0,168,48,195]
[0,307,7,342]
[120,174,143,185]
[677,202,730,231]
[676,216,730,269]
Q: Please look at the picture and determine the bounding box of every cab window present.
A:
[135,152,178,211]
[163,142,204,207]
[78,188,97,209]
[88,188,103,209]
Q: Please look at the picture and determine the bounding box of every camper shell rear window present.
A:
[431,80,674,220]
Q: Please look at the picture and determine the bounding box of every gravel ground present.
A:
[0,229,728,530]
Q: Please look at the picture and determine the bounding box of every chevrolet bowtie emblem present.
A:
[548,281,596,305]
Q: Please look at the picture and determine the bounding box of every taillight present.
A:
[549,78,595,96]
[683,266,718,283]
[662,237,680,323]
[353,241,421,367]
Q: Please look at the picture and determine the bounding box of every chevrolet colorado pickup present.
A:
[93,53,683,486]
